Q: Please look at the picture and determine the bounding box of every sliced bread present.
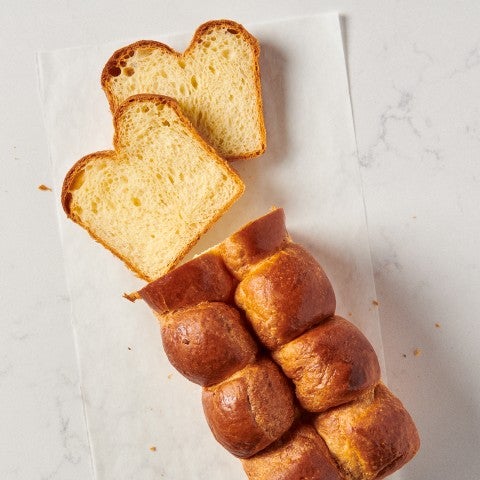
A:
[61,94,245,282]
[101,20,266,160]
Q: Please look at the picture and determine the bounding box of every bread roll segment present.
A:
[161,302,257,386]
[202,358,295,458]
[273,315,381,412]
[235,244,336,349]
[139,252,236,313]
[219,207,290,279]
[241,423,343,480]
[314,383,420,480]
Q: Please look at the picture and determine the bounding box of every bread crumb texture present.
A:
[63,95,244,281]
[102,20,265,159]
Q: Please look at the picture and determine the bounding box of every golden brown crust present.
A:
[101,40,176,110]
[139,252,236,313]
[161,302,257,386]
[192,20,260,56]
[273,315,381,413]
[241,423,343,480]
[219,207,290,279]
[101,20,266,161]
[62,94,244,282]
[137,210,418,477]
[202,358,295,458]
[314,383,420,480]
[235,244,336,350]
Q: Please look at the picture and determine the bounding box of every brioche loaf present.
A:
[61,94,244,282]
[137,208,420,479]
[101,20,266,160]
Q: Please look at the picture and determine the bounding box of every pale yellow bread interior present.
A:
[62,94,244,282]
[102,20,266,160]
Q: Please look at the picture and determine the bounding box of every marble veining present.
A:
[350,7,480,478]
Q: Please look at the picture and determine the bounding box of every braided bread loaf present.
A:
[136,208,420,479]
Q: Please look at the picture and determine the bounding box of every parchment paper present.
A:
[38,13,385,479]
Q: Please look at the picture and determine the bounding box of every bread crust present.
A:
[136,209,419,477]
[101,20,266,160]
[61,151,151,278]
[235,244,336,349]
[139,252,236,313]
[219,207,290,279]
[61,150,113,215]
[241,423,343,480]
[61,94,244,282]
[314,383,420,480]
[202,358,295,458]
[273,315,381,412]
[161,302,257,386]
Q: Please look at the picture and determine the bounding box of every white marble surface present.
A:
[1,1,480,479]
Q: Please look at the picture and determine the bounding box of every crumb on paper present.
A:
[128,347,132,351]
[435,322,441,328]
[372,300,379,306]
[167,373,173,380]
[402,353,407,358]
[348,312,352,317]
[123,291,140,302]
[38,184,52,191]
[412,215,417,219]
[150,446,157,452]
[413,348,422,357]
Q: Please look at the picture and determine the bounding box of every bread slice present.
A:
[61,94,244,282]
[101,20,266,160]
